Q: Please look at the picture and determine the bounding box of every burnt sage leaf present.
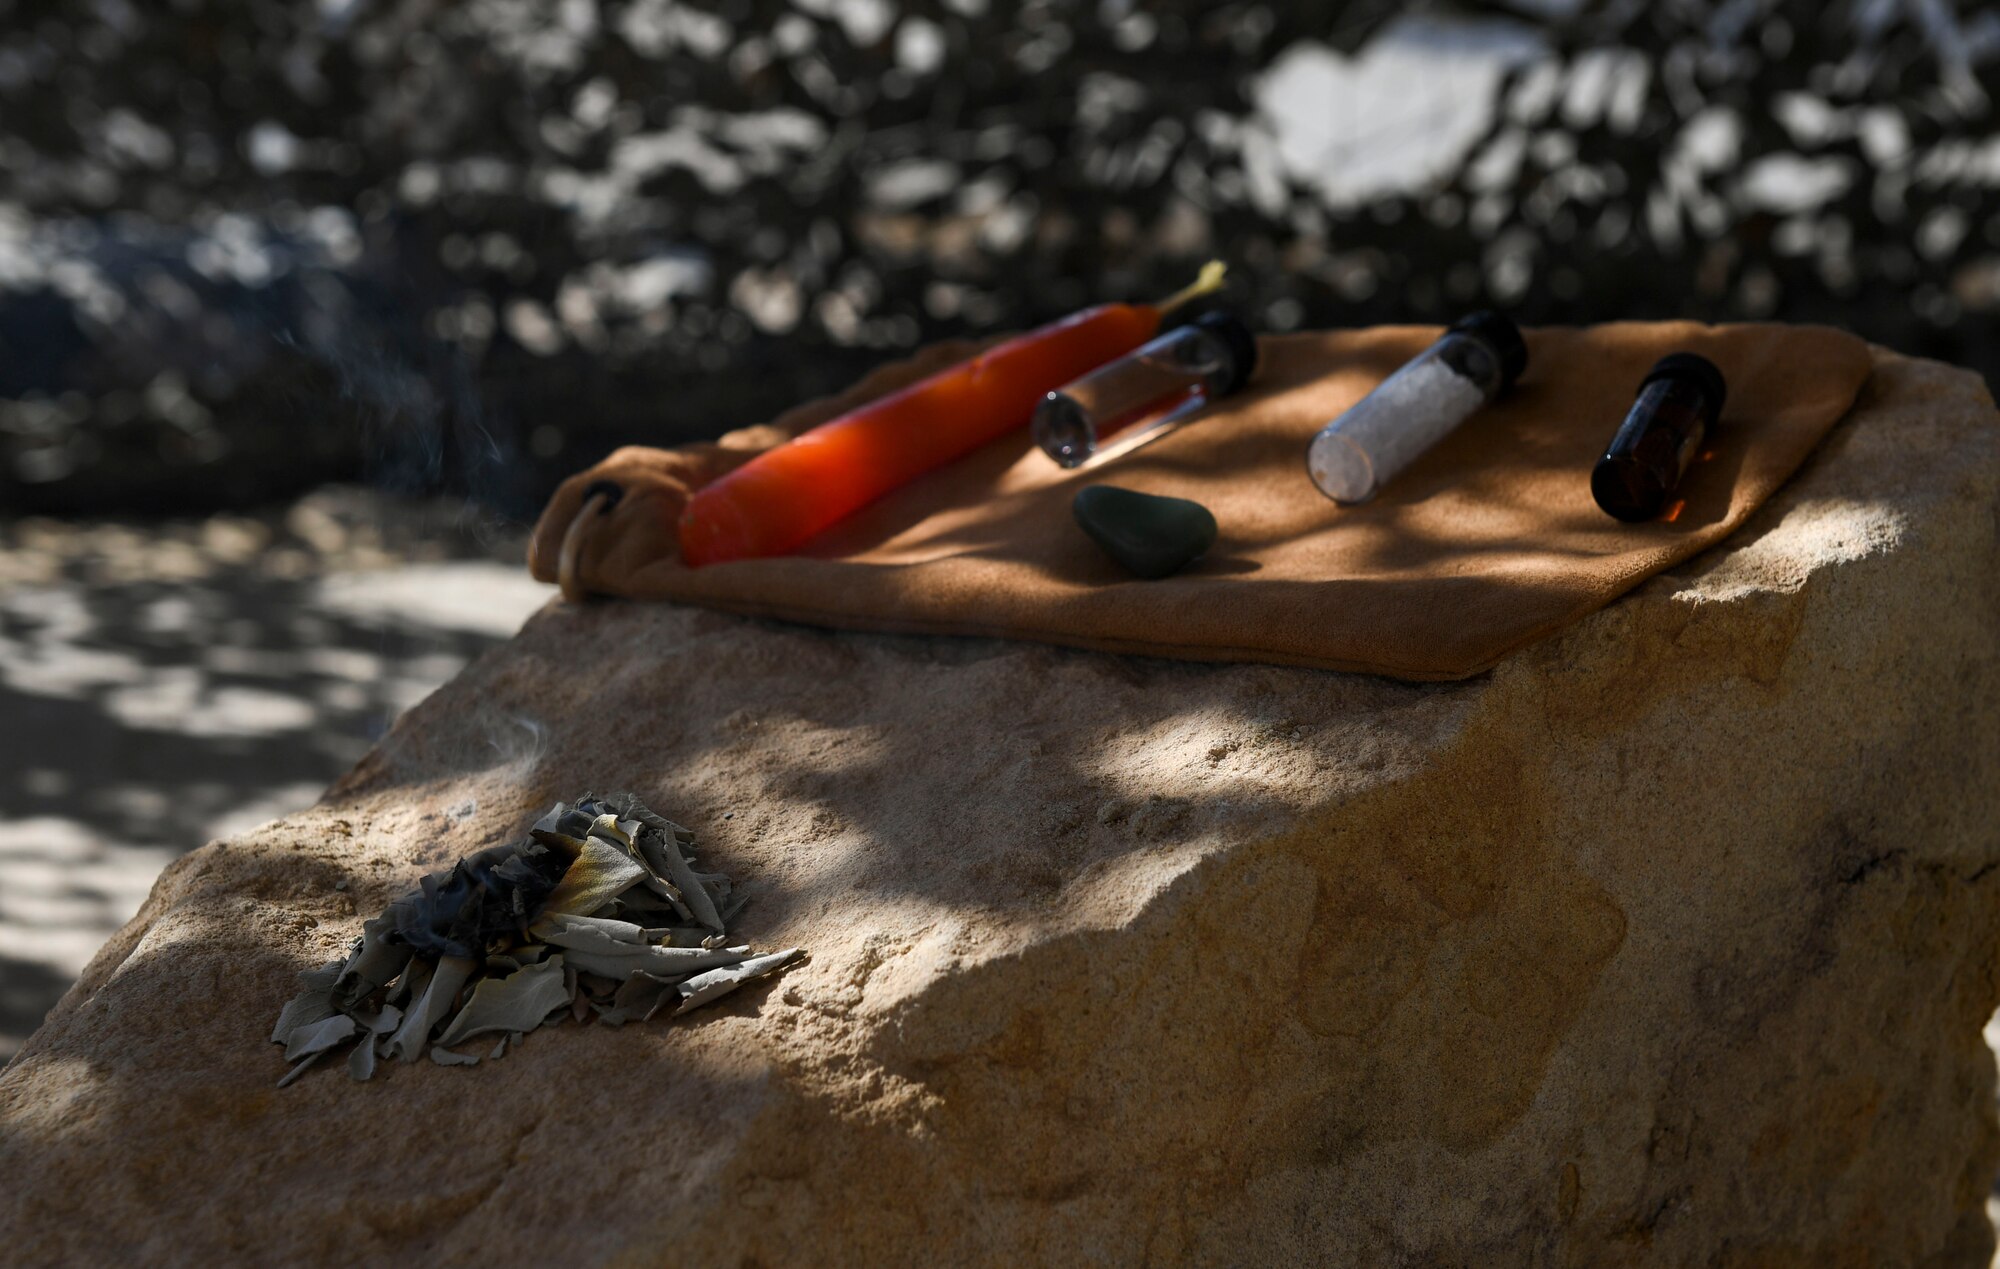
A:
[528,912,648,945]
[636,825,724,933]
[335,896,420,1009]
[274,793,807,1083]
[536,917,752,981]
[270,962,344,1044]
[593,973,680,1026]
[383,954,477,1063]
[283,1012,359,1061]
[387,954,433,1008]
[540,836,649,920]
[348,1036,377,1082]
[675,949,805,1016]
[435,957,571,1049]
[278,1051,329,1088]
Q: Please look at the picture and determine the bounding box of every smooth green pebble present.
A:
[1071,485,1218,580]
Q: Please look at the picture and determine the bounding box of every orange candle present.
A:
[679,264,1226,567]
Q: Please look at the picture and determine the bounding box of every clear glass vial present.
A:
[1033,310,1258,469]
[1306,310,1527,503]
[1590,353,1727,522]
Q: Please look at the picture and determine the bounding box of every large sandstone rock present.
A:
[5,348,2000,1264]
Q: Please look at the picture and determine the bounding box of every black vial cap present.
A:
[1640,352,1727,420]
[1190,309,1259,397]
[1448,310,1528,391]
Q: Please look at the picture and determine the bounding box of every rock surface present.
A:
[4,348,2000,1264]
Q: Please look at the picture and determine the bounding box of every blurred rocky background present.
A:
[3,0,1998,1065]
[4,0,1998,517]
[0,491,544,1060]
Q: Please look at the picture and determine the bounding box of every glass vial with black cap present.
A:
[1033,309,1259,469]
[1307,310,1528,504]
[1591,353,1727,522]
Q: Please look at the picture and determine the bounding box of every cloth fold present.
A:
[529,322,1872,681]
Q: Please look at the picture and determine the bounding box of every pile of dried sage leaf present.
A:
[271,794,801,1085]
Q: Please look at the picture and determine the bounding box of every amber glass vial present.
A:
[1591,353,1728,522]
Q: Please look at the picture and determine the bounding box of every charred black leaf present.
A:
[391,841,571,959]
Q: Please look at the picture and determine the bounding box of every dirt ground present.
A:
[0,488,547,1061]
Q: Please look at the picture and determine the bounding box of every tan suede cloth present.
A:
[529,322,1872,680]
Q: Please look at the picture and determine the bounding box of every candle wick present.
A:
[1151,260,1229,316]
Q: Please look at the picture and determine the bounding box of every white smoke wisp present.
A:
[371,706,550,804]
[421,712,550,832]
[487,712,549,774]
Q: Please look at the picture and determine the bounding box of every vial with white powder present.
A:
[1306,311,1527,503]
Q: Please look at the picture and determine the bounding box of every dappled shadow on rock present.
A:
[331,597,1479,941]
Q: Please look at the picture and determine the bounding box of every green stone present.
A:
[1071,485,1218,580]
